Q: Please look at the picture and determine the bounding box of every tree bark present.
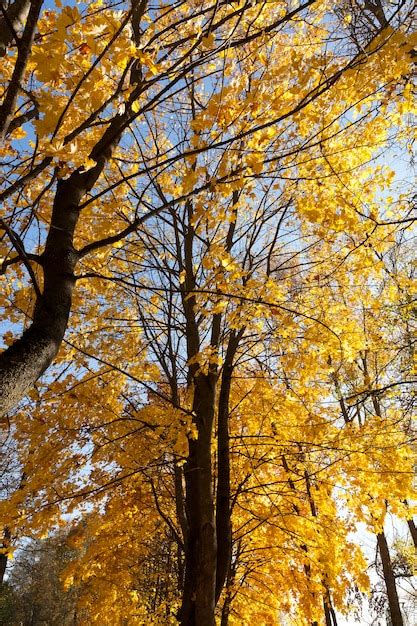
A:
[0,553,6,582]
[176,195,217,625]
[215,331,241,603]
[0,527,11,583]
[0,166,101,417]
[406,517,417,549]
[377,531,403,626]
[324,601,332,626]
[215,361,232,604]
[180,372,217,626]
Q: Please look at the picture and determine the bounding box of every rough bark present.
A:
[178,197,218,625]
[0,166,101,416]
[377,531,404,626]
[180,372,217,626]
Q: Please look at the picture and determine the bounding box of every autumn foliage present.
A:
[0,0,416,625]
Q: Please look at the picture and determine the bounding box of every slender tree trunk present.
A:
[377,531,403,626]
[359,356,403,625]
[324,601,332,626]
[406,517,417,549]
[174,463,187,591]
[215,331,241,602]
[220,579,233,626]
[324,596,338,626]
[0,526,11,582]
[0,553,7,583]
[215,363,232,603]
[328,598,338,625]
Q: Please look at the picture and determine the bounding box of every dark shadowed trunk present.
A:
[215,330,241,603]
[180,371,217,626]
[377,531,403,626]
[215,361,232,605]
[0,527,11,583]
[0,553,6,583]
[219,539,241,626]
[324,602,332,626]
[177,197,217,626]
[406,517,417,549]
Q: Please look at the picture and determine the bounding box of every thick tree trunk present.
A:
[377,531,403,626]
[0,167,101,416]
[180,372,217,626]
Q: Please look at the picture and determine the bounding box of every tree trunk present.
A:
[0,167,101,417]
[377,531,403,626]
[220,582,232,626]
[407,518,417,549]
[0,553,7,583]
[324,596,338,626]
[0,524,11,582]
[215,361,232,603]
[215,331,241,603]
[324,601,332,626]
[180,372,217,626]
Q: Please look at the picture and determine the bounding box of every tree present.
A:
[0,1,416,624]
[0,581,19,625]
[4,533,81,625]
